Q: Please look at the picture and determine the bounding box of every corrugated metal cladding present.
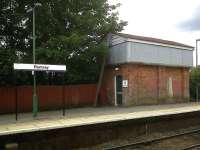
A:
[110,34,126,46]
[108,36,193,67]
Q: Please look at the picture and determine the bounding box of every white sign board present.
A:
[14,63,66,72]
[122,80,128,88]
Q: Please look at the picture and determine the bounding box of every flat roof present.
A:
[116,33,194,49]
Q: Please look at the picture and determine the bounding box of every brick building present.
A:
[103,33,194,106]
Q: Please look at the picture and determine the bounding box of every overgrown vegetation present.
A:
[0,0,127,85]
[190,68,200,100]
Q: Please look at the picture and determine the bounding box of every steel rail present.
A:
[181,144,200,150]
[103,128,200,150]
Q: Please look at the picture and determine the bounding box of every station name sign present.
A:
[14,63,66,72]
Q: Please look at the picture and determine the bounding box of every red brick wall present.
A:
[103,64,190,106]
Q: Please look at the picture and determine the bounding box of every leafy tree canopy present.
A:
[0,0,127,85]
[190,68,200,100]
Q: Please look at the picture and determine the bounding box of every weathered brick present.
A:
[103,63,190,106]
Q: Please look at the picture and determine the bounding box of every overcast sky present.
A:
[109,0,200,65]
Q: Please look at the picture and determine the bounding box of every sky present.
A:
[109,0,200,65]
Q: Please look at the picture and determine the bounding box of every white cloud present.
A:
[179,6,200,31]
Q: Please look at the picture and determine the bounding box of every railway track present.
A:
[104,128,200,150]
[181,144,200,150]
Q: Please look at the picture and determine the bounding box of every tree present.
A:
[0,0,31,85]
[190,68,200,101]
[0,0,127,85]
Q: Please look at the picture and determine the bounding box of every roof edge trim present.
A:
[113,33,194,50]
[126,38,194,51]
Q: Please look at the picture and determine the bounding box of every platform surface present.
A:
[0,102,200,136]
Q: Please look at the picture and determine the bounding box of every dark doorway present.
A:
[115,75,123,105]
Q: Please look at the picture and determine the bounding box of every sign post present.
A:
[14,63,66,118]
[14,71,18,121]
[33,71,38,117]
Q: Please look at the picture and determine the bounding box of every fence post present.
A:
[62,74,65,116]
[196,85,199,102]
[14,71,18,121]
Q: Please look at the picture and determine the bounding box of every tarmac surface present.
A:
[0,102,200,136]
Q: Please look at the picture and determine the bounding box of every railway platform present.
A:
[0,102,200,136]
